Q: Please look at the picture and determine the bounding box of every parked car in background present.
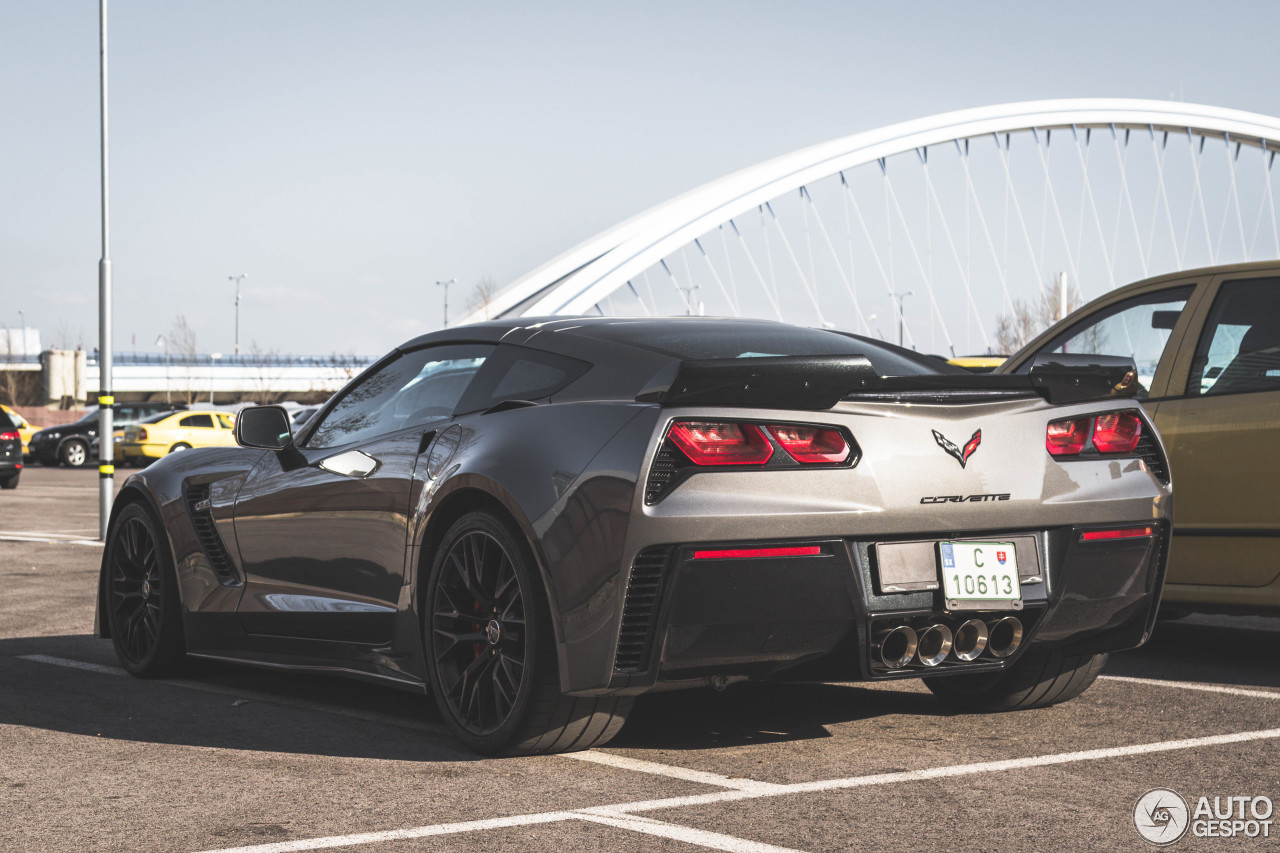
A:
[291,405,321,426]
[0,405,37,457]
[947,355,1007,374]
[0,408,22,488]
[1001,260,1280,614]
[28,401,184,468]
[118,409,237,464]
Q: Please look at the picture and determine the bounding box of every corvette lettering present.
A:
[920,493,1012,504]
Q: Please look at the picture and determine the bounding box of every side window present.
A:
[307,344,493,449]
[215,413,235,429]
[1186,278,1280,396]
[455,345,591,413]
[1015,286,1195,391]
[180,414,214,429]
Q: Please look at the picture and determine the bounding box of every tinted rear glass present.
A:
[569,320,945,377]
[0,411,16,431]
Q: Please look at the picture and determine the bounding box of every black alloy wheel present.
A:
[104,503,186,676]
[425,511,635,755]
[429,516,530,742]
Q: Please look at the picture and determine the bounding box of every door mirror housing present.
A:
[235,406,294,450]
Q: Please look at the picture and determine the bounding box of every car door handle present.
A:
[318,450,381,478]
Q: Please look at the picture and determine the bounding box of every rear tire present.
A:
[0,473,18,490]
[168,443,191,454]
[925,649,1108,711]
[60,439,89,468]
[103,502,188,677]
[424,510,631,755]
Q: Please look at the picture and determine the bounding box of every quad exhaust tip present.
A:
[916,624,954,667]
[879,625,918,669]
[952,618,989,662]
[987,616,1024,659]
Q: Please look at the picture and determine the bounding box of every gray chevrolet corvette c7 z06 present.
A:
[97,317,1173,755]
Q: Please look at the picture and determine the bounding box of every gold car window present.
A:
[1186,278,1280,396]
[1018,285,1194,391]
[179,414,215,429]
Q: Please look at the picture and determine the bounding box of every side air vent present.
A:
[614,547,671,673]
[184,483,240,586]
[1135,429,1169,485]
[644,442,692,504]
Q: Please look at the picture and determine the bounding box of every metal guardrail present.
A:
[0,352,379,368]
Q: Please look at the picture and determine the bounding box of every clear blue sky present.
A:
[2,0,1278,355]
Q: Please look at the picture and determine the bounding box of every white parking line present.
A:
[565,750,785,792]
[0,532,103,547]
[189,726,1280,853]
[576,811,807,853]
[1100,674,1280,700]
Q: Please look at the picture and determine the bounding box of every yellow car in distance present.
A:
[119,410,237,464]
[0,405,37,456]
[947,355,1007,373]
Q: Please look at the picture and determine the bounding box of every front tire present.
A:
[424,511,631,755]
[60,439,89,468]
[925,649,1108,711]
[103,502,187,677]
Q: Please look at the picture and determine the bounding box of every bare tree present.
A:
[247,341,284,405]
[169,314,200,404]
[465,277,500,322]
[992,273,1082,354]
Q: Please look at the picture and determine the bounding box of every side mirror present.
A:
[235,406,294,450]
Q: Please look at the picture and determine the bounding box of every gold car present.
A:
[0,404,37,456]
[119,410,237,463]
[1001,261,1280,614]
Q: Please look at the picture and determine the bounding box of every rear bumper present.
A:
[598,523,1169,695]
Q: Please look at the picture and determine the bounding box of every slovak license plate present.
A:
[939,541,1021,610]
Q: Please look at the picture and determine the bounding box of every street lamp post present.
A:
[436,278,456,328]
[893,291,914,348]
[229,273,247,355]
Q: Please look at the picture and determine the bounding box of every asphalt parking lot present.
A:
[2,466,1277,852]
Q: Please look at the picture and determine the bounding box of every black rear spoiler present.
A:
[636,355,1142,410]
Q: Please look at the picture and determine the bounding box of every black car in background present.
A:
[28,402,184,468]
[0,409,22,489]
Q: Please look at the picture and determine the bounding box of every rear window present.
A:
[456,345,591,413]
[0,411,16,432]
[569,320,947,377]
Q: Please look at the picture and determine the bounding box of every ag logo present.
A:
[1134,788,1189,845]
[932,428,982,468]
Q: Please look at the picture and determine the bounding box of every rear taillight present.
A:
[1047,411,1145,457]
[1092,412,1142,453]
[668,421,773,466]
[0,431,17,441]
[137,428,148,440]
[1046,417,1090,456]
[766,424,851,464]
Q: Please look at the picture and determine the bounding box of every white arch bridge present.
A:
[461,99,1280,355]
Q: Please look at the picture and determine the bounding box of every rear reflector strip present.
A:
[693,546,822,560]
[1080,526,1155,542]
